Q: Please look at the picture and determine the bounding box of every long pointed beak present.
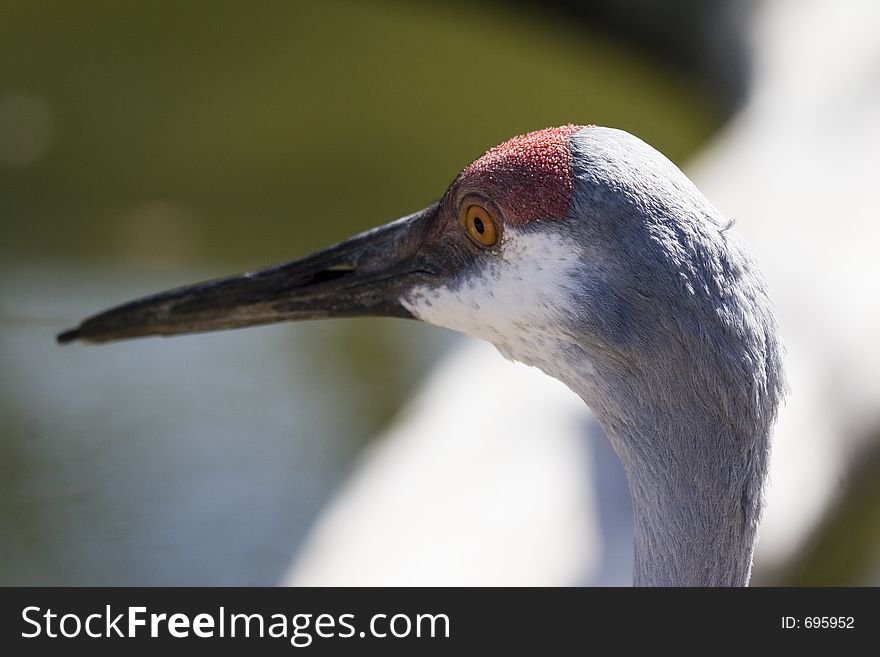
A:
[57,204,438,344]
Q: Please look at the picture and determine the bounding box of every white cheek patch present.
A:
[401,227,585,376]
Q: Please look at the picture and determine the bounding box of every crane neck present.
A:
[550,345,770,587]
[612,413,761,586]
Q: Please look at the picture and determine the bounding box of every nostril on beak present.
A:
[309,265,356,285]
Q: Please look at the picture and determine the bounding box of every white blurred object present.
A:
[287,340,603,585]
[693,0,880,574]
[286,0,880,585]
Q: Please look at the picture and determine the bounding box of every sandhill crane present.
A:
[59,125,784,586]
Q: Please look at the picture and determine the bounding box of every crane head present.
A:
[57,125,586,348]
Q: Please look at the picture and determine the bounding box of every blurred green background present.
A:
[1,0,714,266]
[0,0,725,584]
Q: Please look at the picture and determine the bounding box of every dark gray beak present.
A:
[57,204,438,344]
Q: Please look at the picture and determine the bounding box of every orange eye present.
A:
[462,204,498,247]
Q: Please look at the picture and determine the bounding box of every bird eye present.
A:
[462,204,498,247]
